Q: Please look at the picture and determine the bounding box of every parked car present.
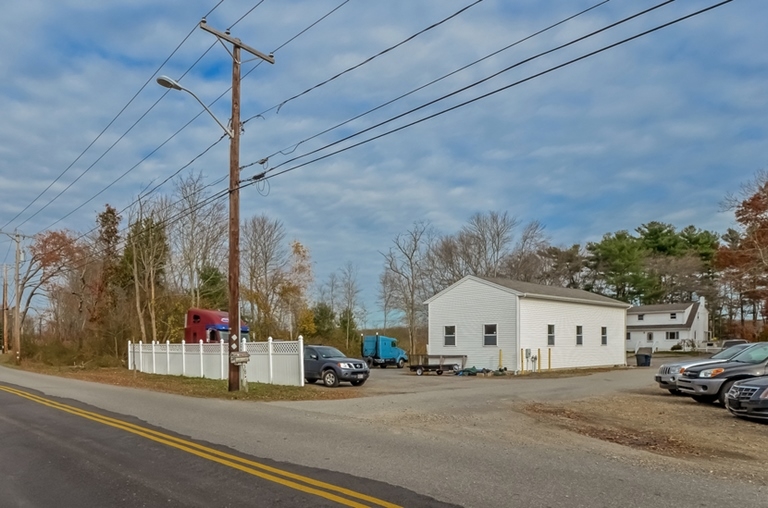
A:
[655,344,753,394]
[719,338,748,351]
[304,345,370,387]
[677,342,768,405]
[724,376,768,421]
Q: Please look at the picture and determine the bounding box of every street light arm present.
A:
[156,76,234,138]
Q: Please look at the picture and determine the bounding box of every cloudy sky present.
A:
[1,0,766,326]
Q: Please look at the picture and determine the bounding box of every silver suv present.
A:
[655,344,752,394]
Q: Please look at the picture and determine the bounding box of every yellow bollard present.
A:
[537,348,541,371]
[520,348,524,373]
[548,348,551,371]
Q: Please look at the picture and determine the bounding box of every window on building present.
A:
[647,332,654,342]
[576,325,583,346]
[666,331,679,341]
[483,324,497,346]
[638,314,644,321]
[444,325,456,346]
[670,313,677,320]
[601,327,608,345]
[626,332,631,341]
[547,324,555,346]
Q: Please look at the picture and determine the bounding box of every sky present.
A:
[1,0,766,327]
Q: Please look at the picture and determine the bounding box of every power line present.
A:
[248,1,733,184]
[241,0,612,170]
[2,0,227,232]
[245,0,675,174]
[242,0,484,123]
[30,0,350,238]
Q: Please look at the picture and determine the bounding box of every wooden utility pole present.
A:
[14,233,21,364]
[2,265,7,354]
[198,19,274,391]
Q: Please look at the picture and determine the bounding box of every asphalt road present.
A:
[0,383,454,508]
[1,362,766,508]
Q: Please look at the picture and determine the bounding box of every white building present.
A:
[626,297,709,352]
[424,276,630,372]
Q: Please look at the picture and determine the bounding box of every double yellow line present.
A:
[0,385,401,508]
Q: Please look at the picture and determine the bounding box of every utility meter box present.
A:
[525,348,531,359]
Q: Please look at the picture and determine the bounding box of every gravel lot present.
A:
[311,357,768,486]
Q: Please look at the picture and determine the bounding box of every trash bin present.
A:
[635,354,651,367]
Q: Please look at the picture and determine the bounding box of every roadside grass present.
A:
[1,355,361,402]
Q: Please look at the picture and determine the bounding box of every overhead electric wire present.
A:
[31,0,351,237]
[241,0,612,170]
[244,0,676,174]
[2,0,227,232]
[246,0,733,184]
[242,0,484,123]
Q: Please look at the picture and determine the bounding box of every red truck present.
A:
[184,308,249,343]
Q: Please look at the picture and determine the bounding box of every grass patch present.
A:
[6,361,362,402]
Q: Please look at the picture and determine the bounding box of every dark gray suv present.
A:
[304,345,370,387]
[677,343,768,405]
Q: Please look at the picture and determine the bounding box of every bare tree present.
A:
[339,261,361,349]
[500,220,550,281]
[241,214,289,339]
[378,270,397,329]
[381,221,433,354]
[167,172,227,306]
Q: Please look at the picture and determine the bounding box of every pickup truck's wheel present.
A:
[436,370,443,376]
[718,380,737,405]
[692,395,717,404]
[397,359,405,369]
[415,367,424,376]
[668,389,682,395]
[380,364,387,369]
[351,379,366,386]
[322,369,340,387]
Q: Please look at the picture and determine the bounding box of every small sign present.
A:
[230,351,250,364]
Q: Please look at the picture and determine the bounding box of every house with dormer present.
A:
[625,297,709,352]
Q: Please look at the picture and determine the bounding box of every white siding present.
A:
[427,278,518,370]
[519,298,626,370]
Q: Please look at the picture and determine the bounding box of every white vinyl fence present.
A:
[127,336,305,387]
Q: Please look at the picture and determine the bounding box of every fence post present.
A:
[548,348,551,371]
[166,340,170,375]
[139,341,144,372]
[220,339,225,380]
[128,341,133,370]
[298,335,304,387]
[199,340,204,378]
[151,341,156,374]
[268,336,274,384]
[182,340,186,376]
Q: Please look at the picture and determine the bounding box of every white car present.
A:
[655,344,753,394]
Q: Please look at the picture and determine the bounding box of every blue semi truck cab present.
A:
[361,334,408,369]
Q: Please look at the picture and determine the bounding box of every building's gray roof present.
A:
[476,277,629,307]
[627,302,693,314]
[627,302,700,331]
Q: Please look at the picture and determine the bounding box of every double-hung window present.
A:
[547,324,555,346]
[601,327,608,345]
[576,325,583,346]
[444,325,456,346]
[483,324,497,346]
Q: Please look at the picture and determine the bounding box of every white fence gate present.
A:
[127,336,305,387]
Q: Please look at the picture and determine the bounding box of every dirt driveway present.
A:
[322,359,768,485]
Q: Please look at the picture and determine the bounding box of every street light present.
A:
[156,76,234,138]
[155,22,273,392]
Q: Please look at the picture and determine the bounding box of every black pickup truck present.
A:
[677,343,768,405]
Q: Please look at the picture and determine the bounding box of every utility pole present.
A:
[2,265,7,355]
[14,233,21,364]
[0,230,29,363]
[199,19,274,391]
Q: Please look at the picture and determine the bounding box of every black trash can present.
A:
[635,354,651,367]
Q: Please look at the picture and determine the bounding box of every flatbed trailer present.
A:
[408,354,467,376]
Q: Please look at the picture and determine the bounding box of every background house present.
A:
[424,276,630,372]
[626,297,709,352]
